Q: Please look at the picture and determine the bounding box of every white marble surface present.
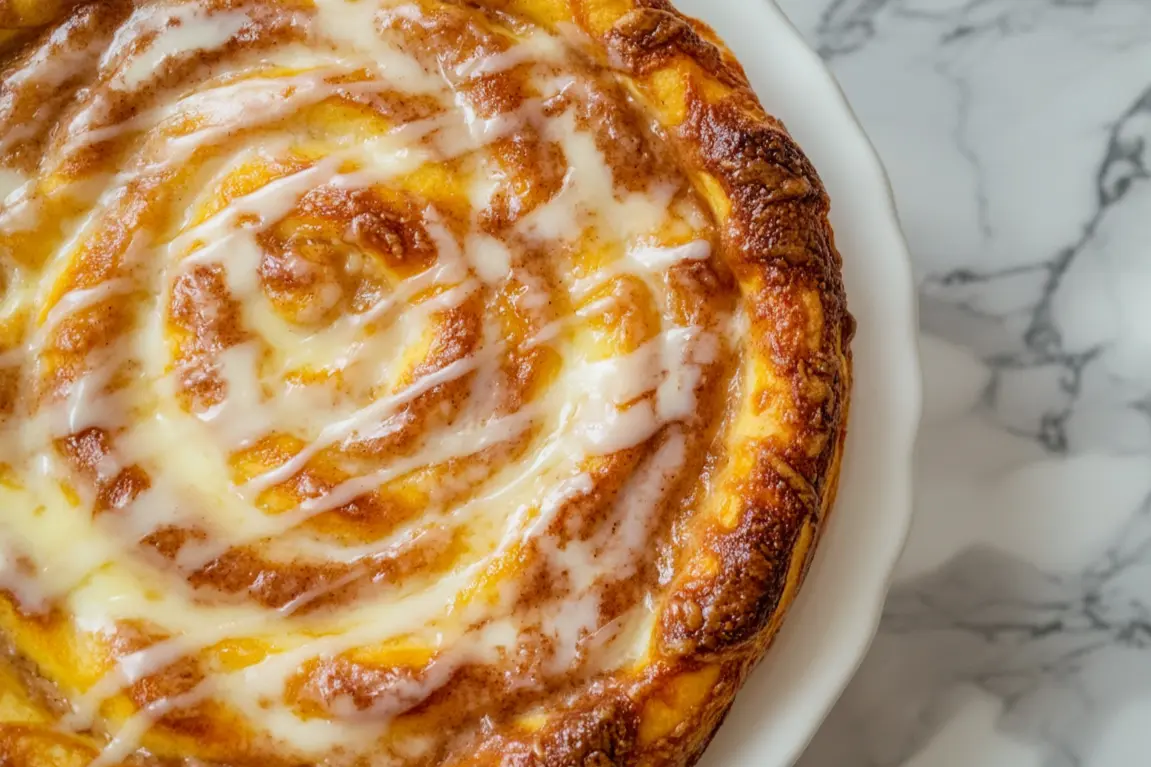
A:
[770,0,1151,765]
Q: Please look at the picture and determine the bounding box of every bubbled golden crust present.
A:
[0,1,851,766]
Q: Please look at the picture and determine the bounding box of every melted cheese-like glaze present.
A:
[0,1,741,763]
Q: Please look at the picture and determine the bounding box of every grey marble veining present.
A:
[772,0,1151,764]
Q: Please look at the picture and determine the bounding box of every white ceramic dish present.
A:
[673,1,922,765]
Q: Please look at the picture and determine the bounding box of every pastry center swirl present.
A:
[0,0,735,762]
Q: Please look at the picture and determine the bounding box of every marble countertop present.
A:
[771,0,1151,765]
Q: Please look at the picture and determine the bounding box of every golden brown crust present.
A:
[0,1,851,765]
[604,7,852,760]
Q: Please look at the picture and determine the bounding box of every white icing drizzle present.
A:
[520,110,675,243]
[194,342,273,446]
[0,3,730,761]
[241,351,495,495]
[542,431,687,669]
[467,235,514,284]
[630,239,712,270]
[571,240,713,302]
[0,169,28,200]
[109,5,252,91]
[568,327,716,454]
[0,544,51,615]
[26,279,135,363]
[65,68,369,159]
[313,0,444,95]
[0,19,107,156]
[454,29,567,80]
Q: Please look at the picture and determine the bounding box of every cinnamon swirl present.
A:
[0,1,852,765]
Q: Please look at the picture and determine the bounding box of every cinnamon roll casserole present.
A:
[0,1,852,765]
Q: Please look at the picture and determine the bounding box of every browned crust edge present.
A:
[600,2,854,764]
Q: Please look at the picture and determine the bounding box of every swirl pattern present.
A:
[0,1,851,765]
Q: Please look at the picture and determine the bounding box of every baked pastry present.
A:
[0,0,852,765]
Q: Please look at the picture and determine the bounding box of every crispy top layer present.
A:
[0,1,851,765]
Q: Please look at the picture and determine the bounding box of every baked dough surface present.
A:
[0,1,851,765]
